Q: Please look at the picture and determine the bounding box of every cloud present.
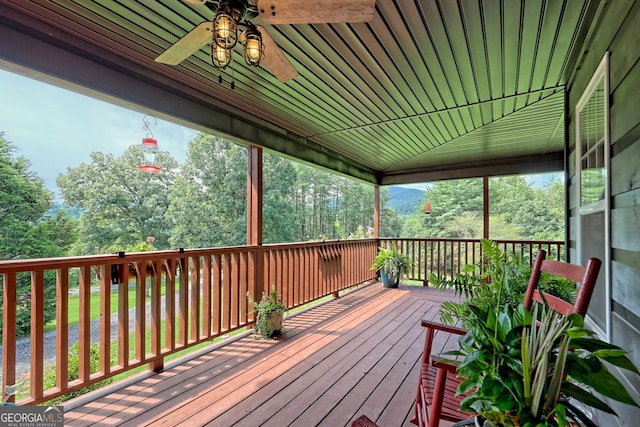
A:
[0,69,197,197]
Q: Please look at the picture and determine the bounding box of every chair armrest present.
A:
[431,355,459,373]
[421,319,467,336]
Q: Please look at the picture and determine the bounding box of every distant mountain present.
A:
[386,186,425,215]
[46,203,82,219]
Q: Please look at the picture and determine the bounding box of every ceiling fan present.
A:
[155,0,376,82]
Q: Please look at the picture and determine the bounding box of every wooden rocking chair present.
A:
[412,249,602,427]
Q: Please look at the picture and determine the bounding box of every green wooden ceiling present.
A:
[0,0,597,184]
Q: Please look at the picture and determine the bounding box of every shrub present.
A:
[43,342,112,405]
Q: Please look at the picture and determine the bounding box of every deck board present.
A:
[64,283,461,427]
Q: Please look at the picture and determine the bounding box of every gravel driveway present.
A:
[0,288,174,387]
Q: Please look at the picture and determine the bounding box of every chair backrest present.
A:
[523,250,602,316]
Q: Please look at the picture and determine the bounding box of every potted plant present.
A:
[447,301,640,427]
[432,239,577,326]
[247,285,287,339]
[371,247,412,288]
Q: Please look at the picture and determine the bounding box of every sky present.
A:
[0,68,198,198]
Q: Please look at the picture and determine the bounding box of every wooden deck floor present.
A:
[64,283,461,427]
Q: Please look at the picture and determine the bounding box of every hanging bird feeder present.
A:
[137,115,162,173]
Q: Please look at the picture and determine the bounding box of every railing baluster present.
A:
[2,272,17,403]
[212,253,222,335]
[135,263,146,361]
[190,257,201,342]
[79,266,91,383]
[222,254,231,332]
[149,260,162,372]
[239,251,248,325]
[56,268,69,391]
[99,265,111,375]
[178,256,188,347]
[202,255,212,338]
[118,262,130,367]
[165,258,176,351]
[30,270,45,401]
[230,253,239,329]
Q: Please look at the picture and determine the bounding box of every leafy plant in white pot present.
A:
[247,285,287,339]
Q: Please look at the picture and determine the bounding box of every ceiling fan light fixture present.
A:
[211,43,232,68]
[213,2,241,49]
[242,26,264,66]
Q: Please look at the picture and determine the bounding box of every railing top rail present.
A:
[377,237,564,245]
[0,239,379,273]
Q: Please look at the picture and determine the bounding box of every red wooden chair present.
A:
[411,249,602,427]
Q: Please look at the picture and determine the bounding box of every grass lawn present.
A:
[44,280,166,333]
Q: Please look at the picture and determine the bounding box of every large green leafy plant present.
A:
[449,302,640,427]
[432,239,576,327]
[370,247,412,282]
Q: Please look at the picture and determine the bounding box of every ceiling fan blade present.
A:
[182,0,207,5]
[155,22,213,65]
[257,0,375,24]
[257,26,298,82]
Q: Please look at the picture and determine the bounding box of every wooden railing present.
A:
[0,237,563,405]
[379,238,564,284]
[0,239,378,405]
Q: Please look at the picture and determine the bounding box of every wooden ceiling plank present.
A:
[398,1,455,110]
[415,117,440,150]
[433,111,460,142]
[421,114,449,146]
[502,0,522,99]
[468,104,484,130]
[292,24,397,122]
[529,0,565,90]
[492,100,504,123]
[384,121,427,157]
[545,0,589,86]
[372,0,438,113]
[459,0,491,104]
[517,0,544,95]
[417,0,468,106]
[438,0,480,105]
[483,0,504,105]
[479,102,493,127]
[406,116,439,151]
[349,17,426,116]
[322,130,397,169]
[273,25,391,127]
[445,108,469,137]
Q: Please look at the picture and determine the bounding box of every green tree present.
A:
[380,187,403,237]
[397,175,563,241]
[400,178,484,238]
[263,153,298,243]
[0,133,78,337]
[0,134,52,259]
[166,134,247,248]
[57,145,178,254]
